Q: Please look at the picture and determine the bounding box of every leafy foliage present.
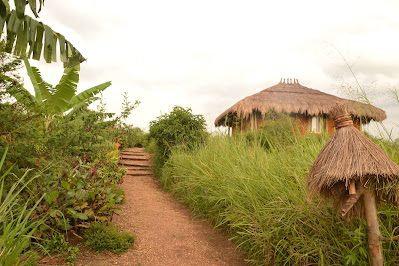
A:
[149,106,208,172]
[6,58,111,120]
[84,222,135,254]
[0,0,84,67]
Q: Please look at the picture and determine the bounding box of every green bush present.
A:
[84,222,135,253]
[149,106,208,172]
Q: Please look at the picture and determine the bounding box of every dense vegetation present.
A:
[152,116,399,265]
[0,49,145,264]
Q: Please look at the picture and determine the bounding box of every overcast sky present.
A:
[22,0,399,138]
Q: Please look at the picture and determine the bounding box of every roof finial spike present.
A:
[283,78,286,84]
[290,78,292,84]
[280,78,282,83]
[297,79,299,84]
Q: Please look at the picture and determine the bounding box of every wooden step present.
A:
[125,169,153,176]
[122,148,145,152]
[119,165,152,171]
[119,155,148,160]
[119,151,149,155]
[118,160,151,167]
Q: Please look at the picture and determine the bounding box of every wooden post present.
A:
[363,190,384,266]
[349,180,357,195]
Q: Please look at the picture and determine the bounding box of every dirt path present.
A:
[75,148,248,266]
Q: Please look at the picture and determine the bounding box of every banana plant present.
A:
[0,0,84,67]
[7,57,111,127]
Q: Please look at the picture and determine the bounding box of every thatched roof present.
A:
[215,79,386,126]
[307,104,399,198]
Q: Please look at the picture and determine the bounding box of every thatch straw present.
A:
[215,79,386,126]
[307,103,399,217]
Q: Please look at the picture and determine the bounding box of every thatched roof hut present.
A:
[214,79,386,132]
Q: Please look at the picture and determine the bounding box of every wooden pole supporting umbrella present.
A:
[307,103,399,266]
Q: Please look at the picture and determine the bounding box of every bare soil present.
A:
[43,148,248,266]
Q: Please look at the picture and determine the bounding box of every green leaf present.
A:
[48,208,58,218]
[67,81,112,110]
[113,208,122,214]
[58,34,67,62]
[32,22,43,60]
[68,209,88,220]
[27,0,38,18]
[75,189,86,201]
[106,193,116,200]
[107,198,116,208]
[84,209,94,217]
[44,190,59,204]
[27,17,38,56]
[0,14,5,34]
[23,57,50,101]
[61,180,70,190]
[0,0,10,13]
[66,190,75,198]
[43,24,53,63]
[47,65,79,114]
[5,84,37,109]
[52,33,57,62]
[15,0,26,19]
[14,18,28,56]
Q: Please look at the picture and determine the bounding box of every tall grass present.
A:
[160,132,399,265]
[0,148,46,266]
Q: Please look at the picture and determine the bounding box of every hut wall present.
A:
[325,117,361,135]
[293,114,308,136]
[231,113,362,135]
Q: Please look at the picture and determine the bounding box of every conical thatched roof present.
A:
[308,104,399,198]
[215,79,386,126]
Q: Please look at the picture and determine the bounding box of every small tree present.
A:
[120,92,140,122]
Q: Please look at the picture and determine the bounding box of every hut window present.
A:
[309,116,321,133]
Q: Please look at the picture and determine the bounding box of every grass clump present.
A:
[84,222,135,253]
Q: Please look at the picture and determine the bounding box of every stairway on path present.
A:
[118,148,153,176]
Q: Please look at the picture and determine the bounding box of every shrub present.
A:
[149,106,208,172]
[84,222,135,253]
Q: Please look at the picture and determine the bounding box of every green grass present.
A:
[84,222,135,254]
[0,148,47,266]
[160,132,399,265]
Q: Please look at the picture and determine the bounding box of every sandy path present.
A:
[74,148,247,266]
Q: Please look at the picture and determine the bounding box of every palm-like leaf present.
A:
[67,81,112,110]
[5,84,38,110]
[23,56,50,102]
[46,65,79,115]
[65,97,100,118]
[0,1,84,67]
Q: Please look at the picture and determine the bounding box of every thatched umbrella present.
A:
[308,103,399,266]
[215,79,386,127]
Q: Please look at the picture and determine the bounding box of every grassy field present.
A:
[159,131,399,265]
